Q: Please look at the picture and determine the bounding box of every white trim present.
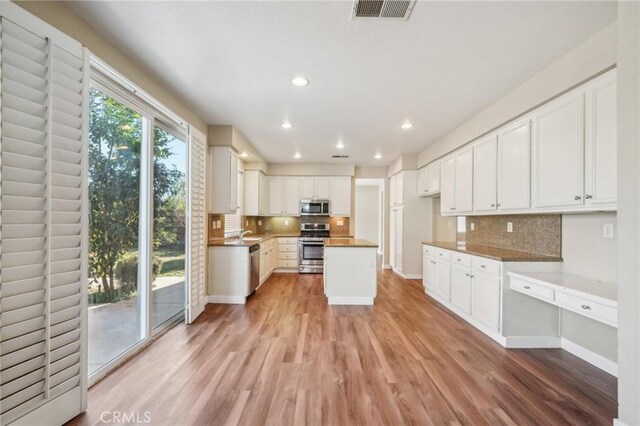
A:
[208,295,246,304]
[613,419,629,426]
[382,264,392,269]
[11,388,82,426]
[274,268,299,273]
[392,268,421,280]
[328,297,374,306]
[560,338,618,376]
[505,336,561,348]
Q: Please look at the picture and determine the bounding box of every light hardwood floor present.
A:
[68,270,617,425]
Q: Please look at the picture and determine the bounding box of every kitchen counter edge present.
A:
[422,241,563,262]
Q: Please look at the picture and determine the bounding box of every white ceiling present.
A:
[67,1,616,166]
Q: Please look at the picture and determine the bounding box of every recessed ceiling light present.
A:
[281,122,293,129]
[375,153,382,160]
[240,152,249,158]
[336,141,345,149]
[294,152,301,159]
[291,76,309,87]
[401,122,413,129]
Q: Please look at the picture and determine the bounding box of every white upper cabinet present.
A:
[584,71,617,206]
[426,161,441,194]
[244,170,267,216]
[497,118,531,210]
[210,146,239,214]
[532,91,585,208]
[473,135,498,212]
[299,177,330,199]
[283,177,301,215]
[454,147,474,213]
[268,176,285,215]
[329,176,352,216]
[440,156,455,214]
[390,172,405,207]
[418,166,429,197]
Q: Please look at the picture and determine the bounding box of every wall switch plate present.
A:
[258,220,262,226]
[507,222,513,233]
[603,223,614,239]
[285,220,289,226]
[245,220,248,226]
[216,220,222,229]
[470,223,475,231]
[337,220,344,226]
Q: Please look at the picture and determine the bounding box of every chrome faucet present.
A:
[239,230,252,240]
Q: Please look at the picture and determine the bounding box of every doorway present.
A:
[355,179,385,256]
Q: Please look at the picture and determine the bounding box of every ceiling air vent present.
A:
[352,0,416,20]
[332,155,350,159]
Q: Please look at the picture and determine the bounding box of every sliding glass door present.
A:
[87,83,188,380]
[152,125,187,329]
[87,88,145,376]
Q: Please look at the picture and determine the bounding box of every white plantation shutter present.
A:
[187,127,207,323]
[0,4,87,425]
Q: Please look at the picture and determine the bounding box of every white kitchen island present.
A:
[323,238,378,305]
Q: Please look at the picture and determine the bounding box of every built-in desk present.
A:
[509,272,617,328]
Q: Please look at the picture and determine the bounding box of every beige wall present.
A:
[16,1,208,134]
[355,186,380,246]
[432,198,456,242]
[208,125,268,172]
[616,2,640,424]
[415,23,617,168]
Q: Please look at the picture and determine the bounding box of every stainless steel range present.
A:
[298,222,330,274]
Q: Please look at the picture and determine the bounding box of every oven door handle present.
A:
[301,243,324,246]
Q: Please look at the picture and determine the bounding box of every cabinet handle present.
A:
[470,275,475,278]
[574,195,582,201]
[524,285,531,290]
[496,203,501,207]
[491,203,495,207]
[457,258,461,261]
[585,194,593,199]
[480,265,486,268]
[465,273,470,277]
[581,304,591,310]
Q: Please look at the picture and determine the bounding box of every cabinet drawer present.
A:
[279,252,298,260]
[472,257,501,276]
[556,292,617,327]
[510,277,554,302]
[423,245,435,257]
[279,244,297,253]
[278,237,298,245]
[452,253,472,268]
[435,248,451,261]
[278,260,298,268]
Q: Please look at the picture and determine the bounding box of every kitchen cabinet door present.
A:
[329,176,351,216]
[471,273,501,332]
[473,135,498,212]
[585,71,617,206]
[426,161,440,194]
[300,178,316,199]
[418,166,429,197]
[316,177,331,199]
[209,146,239,214]
[259,172,268,215]
[389,174,398,206]
[283,177,300,215]
[440,156,455,214]
[268,177,284,215]
[435,260,451,301]
[450,266,472,315]
[533,91,584,208]
[391,207,404,272]
[244,170,262,216]
[498,119,531,210]
[423,256,436,292]
[454,148,474,213]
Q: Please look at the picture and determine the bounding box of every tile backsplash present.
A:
[209,214,350,240]
[463,214,562,257]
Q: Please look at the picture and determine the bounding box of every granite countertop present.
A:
[422,241,563,262]
[325,238,378,248]
[208,233,299,247]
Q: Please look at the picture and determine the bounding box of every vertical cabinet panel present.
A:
[450,266,472,314]
[283,177,300,215]
[423,256,436,292]
[533,92,584,208]
[440,156,455,214]
[316,177,331,199]
[471,274,501,332]
[209,146,238,214]
[498,119,531,210]
[268,177,284,215]
[329,177,351,216]
[299,178,315,199]
[417,166,428,197]
[426,161,440,194]
[585,71,617,206]
[435,260,451,301]
[473,135,498,212]
[454,148,474,213]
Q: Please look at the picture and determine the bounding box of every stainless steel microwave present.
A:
[299,199,330,216]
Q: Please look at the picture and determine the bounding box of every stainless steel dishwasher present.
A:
[249,244,260,294]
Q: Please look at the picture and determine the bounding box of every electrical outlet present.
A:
[216,220,222,229]
[470,223,475,231]
[258,220,262,226]
[603,223,614,239]
[507,222,513,233]
[285,220,289,226]
[245,220,248,226]
[337,220,344,226]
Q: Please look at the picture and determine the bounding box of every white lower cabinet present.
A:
[471,273,501,332]
[422,244,562,345]
[450,266,472,315]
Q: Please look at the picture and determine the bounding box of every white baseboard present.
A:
[207,295,246,304]
[613,419,629,426]
[561,338,618,377]
[382,264,392,270]
[403,273,422,279]
[505,336,561,349]
[273,268,298,273]
[328,297,374,306]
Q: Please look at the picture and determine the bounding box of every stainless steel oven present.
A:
[298,223,330,274]
[300,199,330,216]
